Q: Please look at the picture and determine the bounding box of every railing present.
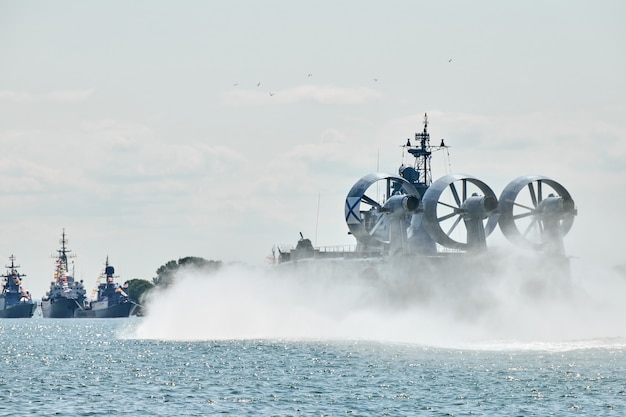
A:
[316,245,357,253]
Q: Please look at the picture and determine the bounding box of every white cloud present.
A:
[0,88,96,103]
[222,84,383,106]
[45,88,96,102]
[0,91,33,102]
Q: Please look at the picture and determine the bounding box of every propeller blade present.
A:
[462,179,467,202]
[450,182,461,207]
[528,183,538,208]
[438,201,460,210]
[369,215,386,235]
[361,194,382,209]
[513,211,535,220]
[512,201,536,212]
[438,211,458,222]
[523,217,538,237]
[446,216,462,236]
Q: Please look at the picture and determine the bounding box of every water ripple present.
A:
[1,319,625,416]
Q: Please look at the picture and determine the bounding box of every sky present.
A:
[1,1,625,299]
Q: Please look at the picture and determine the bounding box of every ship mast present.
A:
[400,113,434,196]
[5,255,21,276]
[56,229,76,275]
[414,113,432,188]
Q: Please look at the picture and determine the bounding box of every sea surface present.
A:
[1,318,625,416]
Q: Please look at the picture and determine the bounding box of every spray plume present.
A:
[131,255,626,349]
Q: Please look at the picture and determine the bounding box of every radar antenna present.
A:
[52,228,76,276]
[399,112,433,196]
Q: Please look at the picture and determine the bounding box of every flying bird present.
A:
[307,73,312,77]
[257,82,261,87]
[448,59,452,63]
[233,83,238,86]
[373,78,378,82]
[269,92,275,96]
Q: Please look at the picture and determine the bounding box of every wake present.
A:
[130,257,626,347]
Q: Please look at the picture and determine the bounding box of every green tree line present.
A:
[125,256,222,314]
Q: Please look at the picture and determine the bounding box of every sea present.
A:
[2,261,626,416]
[1,318,625,416]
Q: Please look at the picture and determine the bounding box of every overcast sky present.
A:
[1,1,625,298]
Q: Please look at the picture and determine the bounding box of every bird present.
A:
[233,83,238,86]
[307,73,312,77]
[269,92,275,96]
[448,59,452,63]
[373,78,378,82]
[440,139,446,147]
[257,82,261,87]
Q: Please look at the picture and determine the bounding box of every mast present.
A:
[58,229,71,272]
[400,113,434,196]
[3,255,24,293]
[55,229,76,277]
[6,254,21,276]
[413,113,432,187]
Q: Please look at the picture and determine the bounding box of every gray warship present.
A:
[76,258,135,318]
[276,114,577,286]
[0,255,37,318]
[41,230,89,318]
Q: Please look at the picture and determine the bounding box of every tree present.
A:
[152,257,222,287]
[152,260,178,287]
[125,278,154,315]
[126,278,154,302]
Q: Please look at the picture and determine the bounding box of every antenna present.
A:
[315,192,320,247]
[402,112,433,196]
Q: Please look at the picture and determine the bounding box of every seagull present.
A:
[233,83,238,86]
[448,59,452,63]
[373,78,378,82]
[307,73,312,77]
[257,82,261,87]
[269,92,275,96]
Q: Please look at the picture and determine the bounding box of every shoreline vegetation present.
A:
[128,256,222,315]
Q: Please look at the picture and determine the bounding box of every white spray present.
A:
[131,254,626,348]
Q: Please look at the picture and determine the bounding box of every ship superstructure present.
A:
[278,113,577,269]
[41,230,88,318]
[0,255,37,318]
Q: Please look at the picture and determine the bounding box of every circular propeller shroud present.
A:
[345,173,420,247]
[422,174,499,251]
[486,175,576,251]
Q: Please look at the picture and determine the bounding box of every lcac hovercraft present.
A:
[276,113,577,282]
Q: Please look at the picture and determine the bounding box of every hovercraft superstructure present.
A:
[278,113,577,269]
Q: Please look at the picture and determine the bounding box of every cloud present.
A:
[0,91,33,102]
[45,88,96,102]
[0,88,96,103]
[222,84,383,106]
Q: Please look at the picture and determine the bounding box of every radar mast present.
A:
[399,112,434,196]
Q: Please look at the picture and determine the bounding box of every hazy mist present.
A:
[132,253,626,348]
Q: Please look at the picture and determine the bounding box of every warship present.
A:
[0,255,37,318]
[276,113,577,285]
[77,258,135,318]
[41,230,89,318]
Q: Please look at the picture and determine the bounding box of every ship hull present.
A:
[75,301,136,318]
[92,300,135,318]
[0,301,37,318]
[41,298,84,318]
